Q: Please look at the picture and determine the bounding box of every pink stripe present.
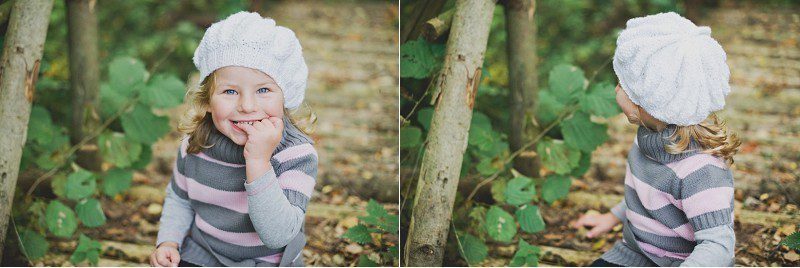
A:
[195,215,264,247]
[277,170,315,197]
[274,144,317,163]
[256,253,283,263]
[186,178,248,214]
[681,187,734,218]
[173,162,188,192]
[666,154,727,179]
[624,165,681,210]
[626,210,695,240]
[637,240,690,259]
[180,137,189,159]
[196,152,246,168]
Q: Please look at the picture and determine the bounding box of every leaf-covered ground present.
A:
[29,0,398,266]
[443,3,800,267]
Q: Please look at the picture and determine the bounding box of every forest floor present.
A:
[451,3,800,267]
[35,1,399,266]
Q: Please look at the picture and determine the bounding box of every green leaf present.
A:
[400,39,445,79]
[357,255,379,267]
[27,105,57,145]
[76,198,107,228]
[129,144,152,170]
[108,56,148,94]
[99,131,142,168]
[400,126,422,149]
[510,239,540,266]
[458,232,488,265]
[516,205,546,234]
[542,175,572,204]
[468,112,495,151]
[121,104,171,144]
[548,64,586,103]
[781,231,800,250]
[45,200,78,238]
[537,139,581,175]
[387,245,399,260]
[485,206,517,242]
[342,224,372,244]
[19,229,49,260]
[65,170,97,201]
[468,206,487,236]
[490,178,507,204]
[102,168,133,197]
[475,157,498,176]
[535,90,567,127]
[580,81,620,118]
[504,176,536,206]
[99,83,127,120]
[141,74,185,109]
[562,112,609,152]
[360,199,398,234]
[417,108,434,130]
[570,152,592,178]
[70,234,102,266]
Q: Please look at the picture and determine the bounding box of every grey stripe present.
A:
[190,225,286,261]
[624,185,689,229]
[183,155,247,191]
[629,224,696,253]
[680,166,733,198]
[600,241,657,267]
[689,207,734,231]
[284,189,309,212]
[275,154,319,178]
[192,201,256,233]
[176,146,186,174]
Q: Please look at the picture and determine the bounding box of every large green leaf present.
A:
[537,139,581,175]
[99,132,142,168]
[45,200,77,238]
[516,205,546,234]
[417,108,434,131]
[561,112,609,152]
[485,206,517,242]
[65,170,96,201]
[70,234,102,266]
[548,64,586,103]
[510,239,541,266]
[579,81,620,118]
[400,126,422,149]
[542,175,572,204]
[534,90,566,127]
[27,105,57,145]
[108,56,148,94]
[99,83,127,120]
[102,168,133,197]
[342,224,372,244]
[570,152,592,178]
[475,157,498,176]
[458,232,488,266]
[76,198,107,228]
[504,176,536,206]
[19,229,49,260]
[121,104,171,144]
[400,39,446,79]
[141,74,185,109]
[359,199,398,234]
[468,112,495,151]
[129,144,152,170]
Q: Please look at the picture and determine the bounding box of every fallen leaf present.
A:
[344,243,363,255]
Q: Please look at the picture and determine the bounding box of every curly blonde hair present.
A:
[178,71,316,154]
[664,113,741,165]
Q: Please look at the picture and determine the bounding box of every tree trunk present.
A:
[404,0,495,266]
[0,0,55,261]
[67,0,102,171]
[504,0,540,177]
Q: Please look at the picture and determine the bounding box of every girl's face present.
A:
[615,84,666,131]
[208,66,285,145]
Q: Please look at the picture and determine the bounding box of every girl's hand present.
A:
[150,242,180,267]
[239,116,284,161]
[571,212,620,238]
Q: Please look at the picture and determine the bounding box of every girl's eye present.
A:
[257,87,269,94]
[223,89,237,95]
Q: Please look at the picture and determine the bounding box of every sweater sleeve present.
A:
[156,143,195,249]
[678,165,736,266]
[610,199,628,222]
[244,144,317,248]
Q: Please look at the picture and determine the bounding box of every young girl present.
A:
[572,12,741,266]
[149,11,317,267]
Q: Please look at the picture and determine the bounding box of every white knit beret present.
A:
[613,12,730,126]
[193,11,308,109]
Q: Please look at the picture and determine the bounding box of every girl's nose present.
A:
[238,96,256,113]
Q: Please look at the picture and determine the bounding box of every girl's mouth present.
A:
[231,119,263,132]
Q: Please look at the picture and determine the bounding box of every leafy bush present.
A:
[342,199,400,266]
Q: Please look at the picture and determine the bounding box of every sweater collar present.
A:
[635,125,699,164]
[205,127,247,165]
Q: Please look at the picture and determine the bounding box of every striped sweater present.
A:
[600,125,735,267]
[156,118,317,267]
